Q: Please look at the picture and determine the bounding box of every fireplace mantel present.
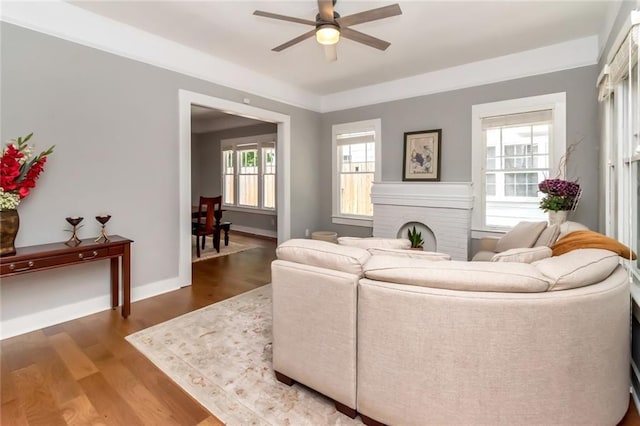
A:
[371,182,474,260]
[371,182,473,209]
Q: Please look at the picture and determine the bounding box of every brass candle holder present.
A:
[95,215,111,243]
[65,216,83,246]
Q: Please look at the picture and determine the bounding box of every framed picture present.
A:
[402,129,442,181]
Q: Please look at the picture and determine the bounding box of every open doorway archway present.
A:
[178,90,291,286]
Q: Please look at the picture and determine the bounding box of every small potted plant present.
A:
[407,226,424,250]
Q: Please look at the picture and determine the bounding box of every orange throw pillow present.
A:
[551,230,637,260]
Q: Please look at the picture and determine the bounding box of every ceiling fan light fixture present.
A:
[316,24,340,45]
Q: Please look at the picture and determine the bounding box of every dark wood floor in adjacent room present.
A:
[1,232,639,425]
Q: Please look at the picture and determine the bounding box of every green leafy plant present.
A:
[407,226,424,248]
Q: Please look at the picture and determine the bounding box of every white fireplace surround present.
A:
[371,182,474,260]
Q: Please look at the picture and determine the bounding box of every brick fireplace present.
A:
[371,182,474,260]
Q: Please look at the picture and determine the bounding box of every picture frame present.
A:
[402,129,442,181]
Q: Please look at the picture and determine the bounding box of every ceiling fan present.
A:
[253,0,402,61]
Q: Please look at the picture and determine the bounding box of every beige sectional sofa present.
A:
[271,238,630,426]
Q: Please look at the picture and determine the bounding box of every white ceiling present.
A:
[67,0,615,96]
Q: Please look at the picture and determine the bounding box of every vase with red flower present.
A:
[0,133,54,256]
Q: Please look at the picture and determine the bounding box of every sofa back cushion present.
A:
[337,237,411,250]
[495,221,548,252]
[533,248,620,291]
[367,247,451,261]
[363,255,550,293]
[277,239,371,277]
[490,246,552,263]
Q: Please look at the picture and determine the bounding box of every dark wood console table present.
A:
[0,235,133,318]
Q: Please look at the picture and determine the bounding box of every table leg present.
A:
[122,243,131,318]
[110,257,118,309]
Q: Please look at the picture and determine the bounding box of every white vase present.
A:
[548,210,568,226]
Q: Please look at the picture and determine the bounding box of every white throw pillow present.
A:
[495,221,548,252]
[534,224,561,247]
[490,246,552,263]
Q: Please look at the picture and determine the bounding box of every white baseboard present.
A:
[1,277,182,339]
[232,225,277,239]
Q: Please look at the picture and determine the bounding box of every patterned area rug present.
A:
[192,236,258,263]
[126,285,362,425]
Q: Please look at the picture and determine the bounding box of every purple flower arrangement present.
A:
[538,178,581,212]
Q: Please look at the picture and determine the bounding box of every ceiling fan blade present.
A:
[254,10,316,26]
[324,44,337,62]
[272,29,316,52]
[337,4,402,27]
[340,27,391,51]
[317,0,334,22]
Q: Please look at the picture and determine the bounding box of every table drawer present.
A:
[1,247,110,275]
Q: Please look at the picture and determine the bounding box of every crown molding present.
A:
[1,1,599,114]
[0,0,322,112]
[320,36,598,112]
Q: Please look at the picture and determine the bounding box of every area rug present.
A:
[192,236,259,263]
[126,285,361,425]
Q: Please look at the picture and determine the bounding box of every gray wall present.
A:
[192,122,278,233]
[321,65,600,238]
[0,23,321,334]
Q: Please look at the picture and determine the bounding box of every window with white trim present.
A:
[221,134,276,212]
[332,119,381,227]
[598,19,640,279]
[471,93,566,232]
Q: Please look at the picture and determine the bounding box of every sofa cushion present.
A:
[363,255,550,293]
[367,247,451,261]
[534,224,560,247]
[337,237,411,250]
[557,221,589,240]
[495,221,548,252]
[277,239,371,277]
[471,250,496,262]
[490,246,552,263]
[533,248,620,291]
[551,230,637,260]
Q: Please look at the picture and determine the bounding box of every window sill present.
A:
[332,215,373,227]
[471,228,508,239]
[223,206,277,216]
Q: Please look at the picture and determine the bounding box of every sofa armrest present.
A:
[271,259,358,409]
[477,236,499,253]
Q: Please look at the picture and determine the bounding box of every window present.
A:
[332,119,382,226]
[221,134,276,212]
[472,93,566,232]
[263,145,276,209]
[222,150,234,205]
[598,21,640,281]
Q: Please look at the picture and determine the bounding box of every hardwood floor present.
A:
[2,231,639,425]
[1,232,276,425]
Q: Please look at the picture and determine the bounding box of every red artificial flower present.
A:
[0,135,54,205]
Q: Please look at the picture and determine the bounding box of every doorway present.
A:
[178,90,291,287]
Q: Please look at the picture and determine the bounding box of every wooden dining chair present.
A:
[192,196,222,257]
